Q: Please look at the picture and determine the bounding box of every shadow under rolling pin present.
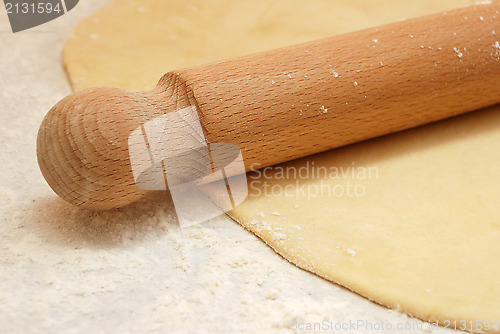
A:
[37,2,500,210]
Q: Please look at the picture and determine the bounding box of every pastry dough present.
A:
[230,107,500,330]
[64,0,499,332]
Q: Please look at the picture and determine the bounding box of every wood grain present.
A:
[37,2,500,209]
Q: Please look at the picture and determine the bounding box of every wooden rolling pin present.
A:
[38,3,500,210]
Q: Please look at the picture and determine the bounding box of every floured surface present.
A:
[63,0,499,332]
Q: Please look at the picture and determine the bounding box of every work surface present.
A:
[0,1,487,333]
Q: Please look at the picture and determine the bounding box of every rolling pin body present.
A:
[37,3,500,209]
